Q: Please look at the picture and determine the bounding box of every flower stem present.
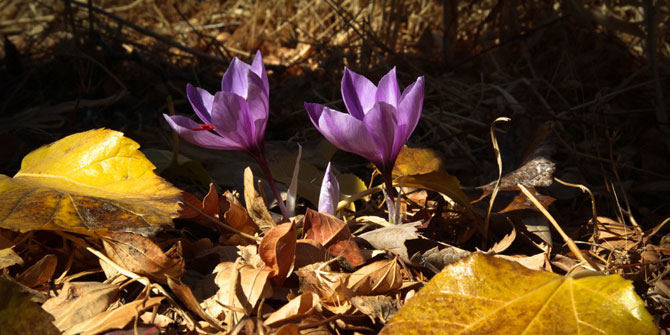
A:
[382,171,399,224]
[254,153,289,220]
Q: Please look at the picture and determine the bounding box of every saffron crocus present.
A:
[305,67,424,217]
[164,51,288,219]
[318,162,340,215]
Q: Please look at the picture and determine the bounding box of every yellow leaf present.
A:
[392,147,445,177]
[382,253,657,335]
[0,129,182,236]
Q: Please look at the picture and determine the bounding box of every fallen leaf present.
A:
[357,222,423,265]
[63,296,163,335]
[381,253,657,335]
[396,172,470,208]
[392,147,445,177]
[347,258,403,295]
[303,209,365,267]
[296,263,352,313]
[166,275,225,332]
[244,167,276,230]
[0,247,23,269]
[0,275,60,335]
[17,254,57,288]
[0,129,182,236]
[264,292,321,327]
[42,282,119,331]
[294,239,328,270]
[201,262,273,322]
[351,295,398,324]
[102,232,184,283]
[220,191,260,244]
[259,221,296,285]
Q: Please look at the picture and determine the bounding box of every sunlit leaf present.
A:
[303,209,365,267]
[259,221,296,285]
[392,147,445,178]
[102,232,184,283]
[42,282,119,332]
[0,129,182,236]
[381,253,657,335]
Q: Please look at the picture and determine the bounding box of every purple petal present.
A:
[163,114,244,151]
[375,67,401,107]
[341,67,376,119]
[246,72,269,143]
[318,162,340,215]
[186,83,214,124]
[210,92,256,151]
[363,101,399,171]
[396,76,425,144]
[250,50,269,97]
[305,102,327,129]
[221,57,251,98]
[315,106,382,166]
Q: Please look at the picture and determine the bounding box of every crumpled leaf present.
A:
[381,253,657,335]
[303,209,365,267]
[264,292,321,327]
[0,247,23,270]
[0,129,182,236]
[63,296,163,335]
[347,258,402,295]
[42,282,119,332]
[296,263,352,313]
[166,275,225,332]
[0,275,60,335]
[102,232,184,283]
[244,167,276,230]
[201,262,273,322]
[259,221,296,285]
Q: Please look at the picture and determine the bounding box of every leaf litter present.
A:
[1,1,669,334]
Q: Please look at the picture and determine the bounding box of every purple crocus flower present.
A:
[164,50,269,158]
[318,162,340,215]
[164,51,288,219]
[305,67,424,178]
[305,67,424,217]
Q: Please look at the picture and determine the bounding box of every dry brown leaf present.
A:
[351,295,398,324]
[347,258,403,296]
[244,167,275,230]
[63,296,163,335]
[202,261,273,322]
[0,129,181,236]
[276,323,301,335]
[488,224,517,254]
[303,209,365,267]
[294,239,328,270]
[296,263,352,313]
[17,254,57,288]
[220,191,260,245]
[259,220,296,285]
[102,232,184,283]
[166,275,226,332]
[264,292,321,327]
[0,247,23,269]
[42,281,119,332]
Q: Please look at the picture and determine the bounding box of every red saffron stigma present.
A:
[191,124,214,131]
